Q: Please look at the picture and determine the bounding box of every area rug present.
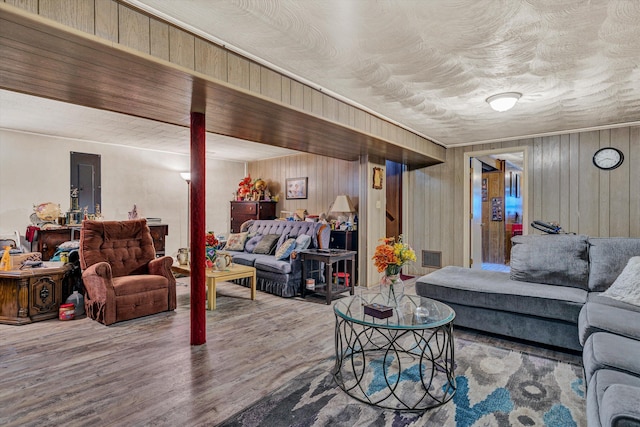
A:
[218,337,585,427]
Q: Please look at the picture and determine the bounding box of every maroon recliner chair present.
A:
[79,219,176,325]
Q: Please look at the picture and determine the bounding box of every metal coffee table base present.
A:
[332,317,456,411]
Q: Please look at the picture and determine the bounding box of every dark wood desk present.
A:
[35,224,168,260]
[300,249,356,305]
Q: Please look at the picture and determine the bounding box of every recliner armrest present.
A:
[148,255,177,310]
[81,261,117,325]
[148,255,174,279]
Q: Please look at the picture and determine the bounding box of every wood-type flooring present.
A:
[0,277,579,426]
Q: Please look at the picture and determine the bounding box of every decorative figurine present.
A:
[128,204,138,220]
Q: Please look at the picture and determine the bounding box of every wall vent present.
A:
[422,250,442,269]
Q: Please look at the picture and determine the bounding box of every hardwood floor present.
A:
[0,277,580,426]
[0,277,343,426]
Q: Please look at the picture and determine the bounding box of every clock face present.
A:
[593,147,624,170]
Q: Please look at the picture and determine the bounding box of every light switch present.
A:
[376,200,381,209]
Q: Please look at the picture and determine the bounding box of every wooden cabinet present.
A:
[230,201,277,233]
[36,224,169,260]
[37,228,79,261]
[0,263,70,325]
[329,230,357,251]
[148,224,169,257]
[329,230,358,284]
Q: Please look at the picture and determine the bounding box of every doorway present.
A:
[70,151,101,215]
[385,160,403,239]
[463,147,528,270]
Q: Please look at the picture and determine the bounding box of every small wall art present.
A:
[482,178,488,201]
[491,197,503,221]
[286,177,308,199]
[373,167,383,189]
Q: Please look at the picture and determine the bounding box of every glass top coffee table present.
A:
[332,293,456,411]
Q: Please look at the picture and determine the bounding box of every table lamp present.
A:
[331,195,356,226]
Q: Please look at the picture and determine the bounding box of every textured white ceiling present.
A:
[3,1,640,159]
[0,90,299,161]
[131,0,640,146]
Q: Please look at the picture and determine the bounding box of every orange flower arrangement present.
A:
[372,236,416,275]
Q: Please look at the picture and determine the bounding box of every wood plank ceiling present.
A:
[0,5,442,169]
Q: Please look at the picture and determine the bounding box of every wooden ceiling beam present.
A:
[0,5,442,169]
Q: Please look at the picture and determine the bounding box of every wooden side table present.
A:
[300,249,357,305]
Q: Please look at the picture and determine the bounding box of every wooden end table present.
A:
[171,263,256,310]
[0,262,71,325]
[300,249,356,305]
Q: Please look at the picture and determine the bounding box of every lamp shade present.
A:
[180,172,191,182]
[331,195,355,213]
[486,92,521,112]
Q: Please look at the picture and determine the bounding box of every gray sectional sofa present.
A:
[416,234,640,426]
[225,219,330,297]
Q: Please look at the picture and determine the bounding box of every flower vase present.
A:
[205,246,216,268]
[380,273,404,307]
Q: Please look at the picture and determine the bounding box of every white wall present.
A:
[0,129,245,255]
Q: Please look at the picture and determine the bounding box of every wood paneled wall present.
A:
[406,126,640,276]
[248,154,388,288]
[248,154,359,220]
[3,0,444,163]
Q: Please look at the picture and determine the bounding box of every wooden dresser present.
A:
[36,224,169,260]
[230,201,277,233]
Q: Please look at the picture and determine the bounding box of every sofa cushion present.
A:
[228,252,262,266]
[225,232,248,251]
[583,332,640,384]
[510,234,590,290]
[416,266,586,323]
[244,220,329,249]
[602,256,640,307]
[254,256,292,275]
[253,234,280,254]
[112,274,169,296]
[589,238,640,292]
[244,235,263,253]
[295,234,312,251]
[275,238,297,260]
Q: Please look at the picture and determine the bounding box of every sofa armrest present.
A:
[148,256,177,309]
[579,301,640,345]
[601,384,640,427]
[81,261,117,324]
[317,224,331,249]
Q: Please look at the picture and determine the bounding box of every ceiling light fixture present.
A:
[486,92,522,112]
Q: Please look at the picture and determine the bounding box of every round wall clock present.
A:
[593,147,624,170]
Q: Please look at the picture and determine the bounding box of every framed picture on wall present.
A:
[286,177,308,199]
[373,167,383,189]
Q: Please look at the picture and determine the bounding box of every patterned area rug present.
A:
[218,337,585,427]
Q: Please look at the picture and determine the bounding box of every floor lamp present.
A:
[179,172,191,264]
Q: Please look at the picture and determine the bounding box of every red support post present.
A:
[190,112,206,345]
